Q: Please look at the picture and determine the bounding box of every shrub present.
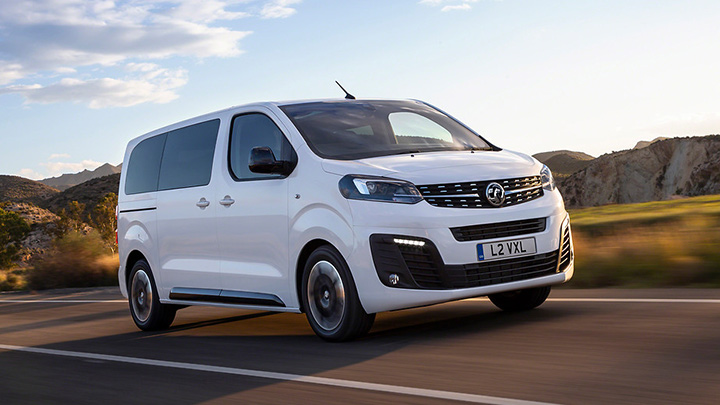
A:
[0,207,31,268]
[27,230,118,290]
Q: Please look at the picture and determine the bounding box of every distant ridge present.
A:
[633,137,669,150]
[39,163,121,191]
[532,150,595,177]
[42,173,121,215]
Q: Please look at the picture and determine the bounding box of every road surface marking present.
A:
[2,298,719,304]
[0,300,126,303]
[0,343,560,405]
[467,298,720,304]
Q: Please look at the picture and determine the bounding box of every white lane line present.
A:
[2,298,719,304]
[466,298,720,304]
[0,343,560,405]
[0,300,126,303]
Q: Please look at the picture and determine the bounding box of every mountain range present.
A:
[39,163,121,191]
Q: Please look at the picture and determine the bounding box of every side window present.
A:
[158,119,220,191]
[229,113,295,180]
[125,134,166,195]
[389,112,453,145]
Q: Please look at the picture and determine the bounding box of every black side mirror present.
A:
[249,146,293,175]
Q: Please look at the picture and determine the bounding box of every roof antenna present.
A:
[335,81,356,100]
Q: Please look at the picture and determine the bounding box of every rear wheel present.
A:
[301,246,375,342]
[128,260,177,331]
[489,286,551,312]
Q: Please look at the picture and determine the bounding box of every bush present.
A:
[27,230,118,290]
[0,207,31,267]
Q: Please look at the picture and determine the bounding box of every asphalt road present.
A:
[0,287,718,405]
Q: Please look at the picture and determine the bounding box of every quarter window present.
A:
[229,113,295,180]
[124,134,166,195]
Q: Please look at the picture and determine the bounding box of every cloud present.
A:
[40,159,103,177]
[442,4,472,11]
[0,0,305,107]
[260,0,301,19]
[420,0,479,12]
[49,153,71,160]
[0,65,188,108]
[17,168,44,180]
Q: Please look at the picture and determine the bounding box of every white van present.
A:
[118,99,574,341]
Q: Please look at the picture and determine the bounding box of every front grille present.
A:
[418,176,543,208]
[559,224,572,271]
[451,218,547,242]
[370,233,559,290]
[446,251,559,289]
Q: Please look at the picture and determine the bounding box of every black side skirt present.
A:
[169,287,285,307]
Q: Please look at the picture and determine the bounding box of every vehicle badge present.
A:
[485,182,506,207]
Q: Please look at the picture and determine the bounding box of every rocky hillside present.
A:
[533,150,595,178]
[2,202,59,265]
[42,173,120,215]
[0,175,59,204]
[39,163,121,191]
[561,135,720,207]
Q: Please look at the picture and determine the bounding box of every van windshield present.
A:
[279,100,494,160]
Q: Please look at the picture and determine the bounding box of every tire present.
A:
[301,246,375,342]
[128,259,177,331]
[489,286,551,312]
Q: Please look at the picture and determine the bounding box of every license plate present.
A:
[477,237,537,261]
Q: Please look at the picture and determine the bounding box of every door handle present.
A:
[196,198,210,208]
[219,195,235,206]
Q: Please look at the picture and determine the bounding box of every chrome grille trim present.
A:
[418,175,543,208]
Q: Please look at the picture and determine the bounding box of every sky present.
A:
[1,0,719,179]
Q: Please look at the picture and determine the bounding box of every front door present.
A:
[215,112,296,305]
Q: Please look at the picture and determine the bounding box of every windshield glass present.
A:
[279,100,494,160]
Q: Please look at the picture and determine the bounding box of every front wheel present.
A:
[489,286,551,312]
[301,246,375,342]
[128,260,177,331]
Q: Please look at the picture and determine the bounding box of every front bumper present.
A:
[345,190,574,313]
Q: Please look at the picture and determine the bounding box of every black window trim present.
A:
[227,111,297,183]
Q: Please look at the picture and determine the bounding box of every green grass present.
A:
[568,195,720,288]
[569,194,720,233]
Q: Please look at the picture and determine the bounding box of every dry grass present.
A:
[26,230,118,290]
[569,195,720,287]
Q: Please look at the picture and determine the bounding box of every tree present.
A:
[90,193,118,252]
[0,208,31,268]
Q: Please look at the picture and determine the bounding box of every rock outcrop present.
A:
[560,135,720,207]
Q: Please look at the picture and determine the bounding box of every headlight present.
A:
[339,175,423,204]
[540,164,555,191]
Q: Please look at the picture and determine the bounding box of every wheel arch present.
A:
[295,239,334,313]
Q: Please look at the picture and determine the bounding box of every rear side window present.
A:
[125,134,166,195]
[124,119,220,195]
[158,119,220,191]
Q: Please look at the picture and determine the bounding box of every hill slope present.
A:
[42,173,120,214]
[560,135,720,207]
[533,150,595,177]
[0,175,59,204]
[39,163,121,191]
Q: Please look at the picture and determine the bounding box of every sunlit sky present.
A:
[1,0,719,179]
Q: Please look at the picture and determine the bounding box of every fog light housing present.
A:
[389,274,400,285]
